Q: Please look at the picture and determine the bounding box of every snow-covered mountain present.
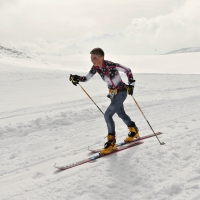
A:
[0,45,33,59]
[0,45,61,70]
[165,47,200,54]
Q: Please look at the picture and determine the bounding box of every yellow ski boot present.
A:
[125,122,140,142]
[100,134,117,155]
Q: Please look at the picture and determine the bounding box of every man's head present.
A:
[90,48,104,67]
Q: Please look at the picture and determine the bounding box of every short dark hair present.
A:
[90,48,104,57]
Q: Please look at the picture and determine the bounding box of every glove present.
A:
[126,85,134,95]
[69,74,79,86]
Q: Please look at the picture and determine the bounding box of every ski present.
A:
[88,132,163,153]
[54,141,143,171]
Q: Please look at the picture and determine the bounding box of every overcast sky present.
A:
[0,0,200,55]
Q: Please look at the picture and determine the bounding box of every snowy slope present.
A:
[0,45,32,59]
[0,51,200,200]
[166,47,200,54]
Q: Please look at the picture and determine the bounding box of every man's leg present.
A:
[116,104,132,127]
[101,92,128,154]
[115,92,140,142]
[104,91,127,134]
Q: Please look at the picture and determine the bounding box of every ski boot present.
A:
[100,134,117,155]
[125,121,140,142]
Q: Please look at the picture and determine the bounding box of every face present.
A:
[91,54,104,67]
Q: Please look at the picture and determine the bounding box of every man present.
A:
[69,48,140,154]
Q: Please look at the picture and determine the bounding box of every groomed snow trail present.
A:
[0,61,200,200]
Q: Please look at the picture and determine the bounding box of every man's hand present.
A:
[69,74,79,86]
[126,85,134,95]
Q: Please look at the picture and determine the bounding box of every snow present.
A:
[0,49,200,200]
[166,47,200,54]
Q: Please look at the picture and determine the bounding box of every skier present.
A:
[69,48,140,154]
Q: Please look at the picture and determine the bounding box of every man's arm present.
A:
[78,66,97,82]
[115,64,135,86]
[69,66,97,86]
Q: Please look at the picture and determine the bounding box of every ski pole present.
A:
[132,96,165,145]
[78,83,105,115]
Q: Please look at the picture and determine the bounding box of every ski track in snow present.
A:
[0,57,200,199]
